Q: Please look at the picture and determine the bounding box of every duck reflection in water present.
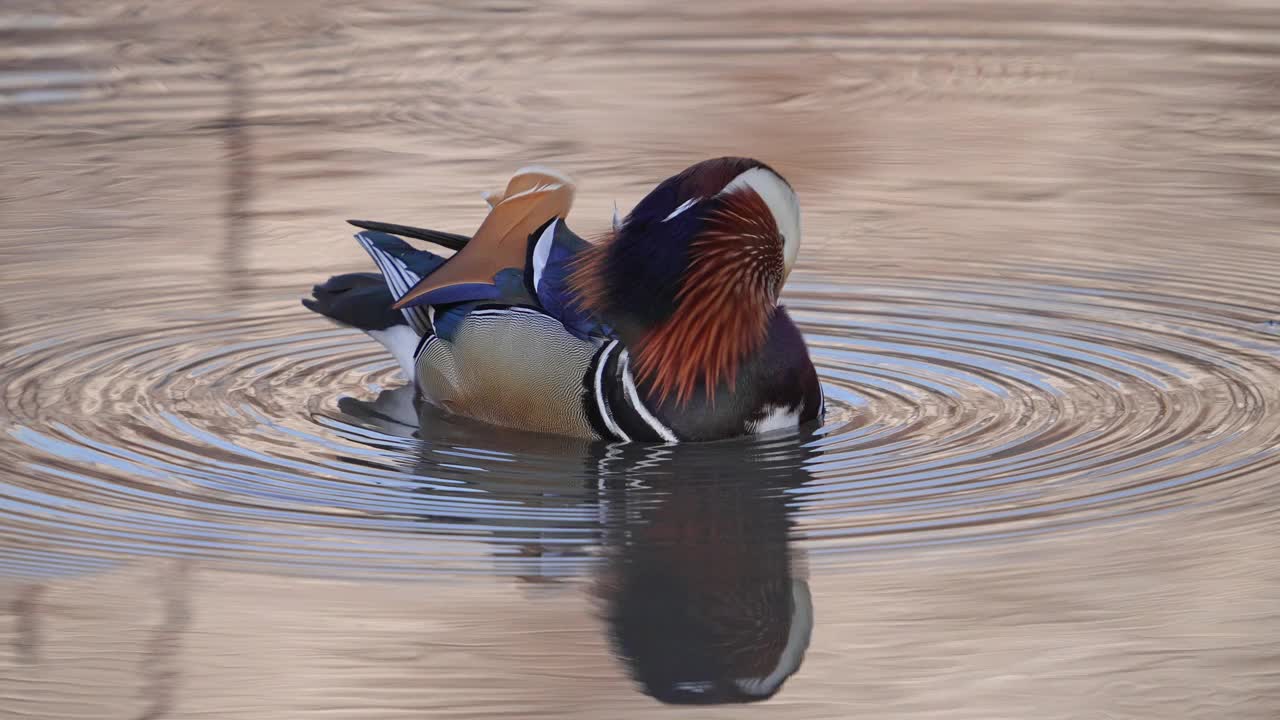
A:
[594,440,813,704]
[338,386,815,705]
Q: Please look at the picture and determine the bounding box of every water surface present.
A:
[2,1,1279,717]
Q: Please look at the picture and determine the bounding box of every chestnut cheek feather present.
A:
[566,232,612,317]
[634,189,785,405]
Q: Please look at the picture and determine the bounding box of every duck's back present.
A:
[338,168,612,438]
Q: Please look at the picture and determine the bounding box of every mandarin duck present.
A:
[304,157,823,442]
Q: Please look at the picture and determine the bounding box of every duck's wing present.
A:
[353,166,609,340]
[352,231,447,336]
[392,167,575,310]
[525,217,611,340]
[367,217,607,343]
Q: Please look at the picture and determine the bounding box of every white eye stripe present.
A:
[662,197,700,222]
[718,167,802,278]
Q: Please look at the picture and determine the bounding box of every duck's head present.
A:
[571,157,802,404]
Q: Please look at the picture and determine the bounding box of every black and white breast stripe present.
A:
[616,350,679,442]
[354,232,433,336]
[589,341,630,441]
[585,340,681,443]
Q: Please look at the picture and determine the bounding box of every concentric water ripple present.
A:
[5,2,1280,716]
[2,258,1276,578]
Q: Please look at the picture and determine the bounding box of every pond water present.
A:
[2,1,1279,717]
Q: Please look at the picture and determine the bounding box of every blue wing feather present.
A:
[354,231,446,335]
[354,221,609,343]
[527,219,612,340]
[355,231,447,277]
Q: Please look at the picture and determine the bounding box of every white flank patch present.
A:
[720,167,802,278]
[612,201,622,231]
[748,403,802,434]
[662,196,699,222]
[531,218,558,293]
[367,325,420,380]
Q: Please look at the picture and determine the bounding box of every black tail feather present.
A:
[347,220,470,251]
[302,272,404,331]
